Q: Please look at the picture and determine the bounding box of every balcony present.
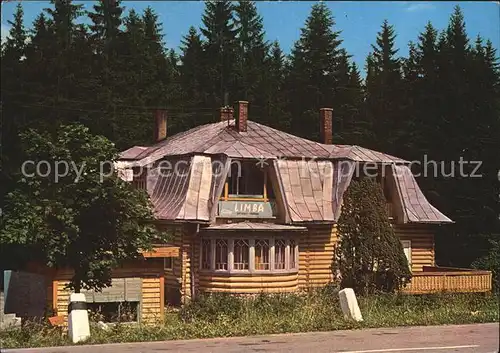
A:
[402,266,492,294]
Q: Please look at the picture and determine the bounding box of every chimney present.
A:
[235,101,248,132]
[220,106,234,121]
[154,109,167,141]
[319,108,333,144]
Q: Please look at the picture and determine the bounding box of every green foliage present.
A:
[472,239,500,292]
[1,292,497,349]
[335,178,412,294]
[288,2,343,140]
[0,124,164,292]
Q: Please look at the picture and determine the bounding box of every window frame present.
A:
[401,240,412,267]
[200,235,298,274]
[223,161,271,201]
[164,257,173,270]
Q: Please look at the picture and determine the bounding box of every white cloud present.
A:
[405,3,436,12]
[1,24,11,44]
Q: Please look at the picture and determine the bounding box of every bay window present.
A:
[200,236,298,273]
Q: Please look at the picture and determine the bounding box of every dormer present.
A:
[217,160,279,220]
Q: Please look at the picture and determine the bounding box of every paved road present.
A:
[3,323,499,353]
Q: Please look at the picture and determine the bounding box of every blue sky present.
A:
[1,1,499,71]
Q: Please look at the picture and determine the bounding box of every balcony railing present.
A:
[402,266,492,294]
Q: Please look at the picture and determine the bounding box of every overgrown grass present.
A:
[1,290,498,349]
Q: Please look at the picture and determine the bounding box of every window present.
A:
[201,239,211,270]
[200,236,298,273]
[401,240,412,266]
[164,257,173,270]
[289,239,297,269]
[274,239,286,270]
[255,239,270,270]
[215,239,228,270]
[234,239,250,270]
[227,161,265,198]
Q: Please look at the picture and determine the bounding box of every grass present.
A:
[1,290,498,349]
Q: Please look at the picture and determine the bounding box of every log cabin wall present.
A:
[299,224,337,289]
[198,272,299,293]
[49,262,164,325]
[394,224,436,272]
[160,224,182,305]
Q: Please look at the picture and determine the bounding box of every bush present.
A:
[472,238,500,292]
[334,178,412,295]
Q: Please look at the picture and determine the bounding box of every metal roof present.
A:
[201,222,307,232]
[125,120,407,167]
[391,165,453,224]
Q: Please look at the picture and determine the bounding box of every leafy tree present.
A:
[0,124,164,292]
[287,2,343,140]
[334,178,412,294]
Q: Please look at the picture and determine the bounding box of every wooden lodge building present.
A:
[41,101,491,324]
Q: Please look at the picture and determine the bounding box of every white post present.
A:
[338,288,363,322]
[67,293,90,343]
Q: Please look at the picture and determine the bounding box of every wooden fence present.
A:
[402,266,492,294]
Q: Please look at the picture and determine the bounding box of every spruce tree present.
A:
[260,41,290,130]
[366,20,403,154]
[234,1,268,103]
[287,2,343,140]
[87,0,124,55]
[179,26,210,128]
[1,3,28,207]
[200,0,237,107]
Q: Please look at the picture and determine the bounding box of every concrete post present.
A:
[338,288,363,322]
[67,293,90,343]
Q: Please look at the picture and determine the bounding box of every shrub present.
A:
[472,238,500,292]
[334,178,412,294]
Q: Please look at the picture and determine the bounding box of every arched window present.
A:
[215,239,228,270]
[233,239,249,270]
[255,239,270,270]
[289,239,297,269]
[274,238,286,270]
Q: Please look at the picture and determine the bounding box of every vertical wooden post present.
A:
[159,275,165,321]
[52,280,58,315]
[263,172,268,201]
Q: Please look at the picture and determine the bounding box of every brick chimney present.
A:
[235,101,248,132]
[154,109,167,141]
[220,106,234,121]
[319,108,333,144]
